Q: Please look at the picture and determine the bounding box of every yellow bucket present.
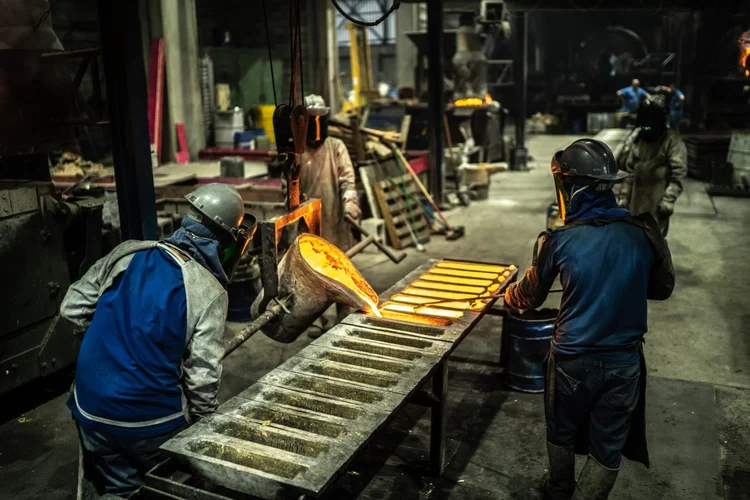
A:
[252,105,276,144]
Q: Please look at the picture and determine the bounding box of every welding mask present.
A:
[551,139,628,220]
[636,95,668,142]
[219,213,257,280]
[305,94,330,149]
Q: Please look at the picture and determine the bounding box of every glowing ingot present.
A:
[419,273,493,287]
[381,303,464,319]
[401,287,477,300]
[437,261,506,273]
[429,268,499,280]
[410,280,485,294]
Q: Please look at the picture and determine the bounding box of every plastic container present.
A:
[252,105,276,144]
[215,108,244,148]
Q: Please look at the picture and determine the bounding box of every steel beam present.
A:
[426,0,445,205]
[97,0,158,240]
[512,11,528,170]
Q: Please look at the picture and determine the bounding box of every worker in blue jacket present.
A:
[616,79,649,128]
[666,84,685,131]
[504,139,675,500]
[61,184,256,498]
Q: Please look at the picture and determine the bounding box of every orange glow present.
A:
[390,294,487,311]
[411,280,486,294]
[741,46,750,77]
[453,94,493,107]
[437,261,507,273]
[430,268,499,280]
[299,235,382,317]
[419,274,493,287]
[379,309,452,326]
[402,287,477,300]
[381,303,465,319]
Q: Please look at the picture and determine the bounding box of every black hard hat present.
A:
[636,95,668,141]
[551,138,628,182]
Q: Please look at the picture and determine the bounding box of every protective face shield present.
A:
[306,114,329,149]
[305,94,330,149]
[551,139,626,221]
[637,95,668,142]
[219,213,257,281]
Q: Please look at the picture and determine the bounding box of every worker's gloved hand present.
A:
[657,198,675,217]
[343,191,362,221]
[344,199,362,221]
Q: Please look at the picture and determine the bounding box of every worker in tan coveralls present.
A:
[300,94,362,336]
[617,95,687,236]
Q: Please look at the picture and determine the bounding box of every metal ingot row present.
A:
[378,260,517,322]
[162,259,517,499]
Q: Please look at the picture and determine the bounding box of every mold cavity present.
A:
[320,351,410,373]
[286,376,384,404]
[352,315,447,336]
[213,421,330,457]
[263,391,363,420]
[331,339,422,361]
[348,330,433,349]
[306,363,398,388]
[241,407,345,438]
[188,441,307,479]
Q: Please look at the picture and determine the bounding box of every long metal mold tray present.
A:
[261,351,426,396]
[161,411,340,499]
[342,258,517,344]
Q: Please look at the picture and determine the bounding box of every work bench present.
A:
[143,259,517,500]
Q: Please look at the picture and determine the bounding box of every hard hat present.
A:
[185,183,251,240]
[551,138,628,182]
[304,94,329,116]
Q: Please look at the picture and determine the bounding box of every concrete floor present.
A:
[1,134,749,499]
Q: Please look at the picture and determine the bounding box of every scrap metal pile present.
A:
[162,259,517,499]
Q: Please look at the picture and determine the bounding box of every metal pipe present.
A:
[426,0,445,206]
[345,215,407,263]
[346,235,376,258]
[223,296,292,358]
[97,0,158,240]
[512,11,528,170]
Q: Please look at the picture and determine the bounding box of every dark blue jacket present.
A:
[505,214,674,363]
[67,247,189,437]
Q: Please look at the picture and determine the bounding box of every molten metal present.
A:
[381,303,465,319]
[430,268,499,280]
[437,261,510,273]
[299,235,382,317]
[418,274,493,287]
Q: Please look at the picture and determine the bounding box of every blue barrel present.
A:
[503,308,557,393]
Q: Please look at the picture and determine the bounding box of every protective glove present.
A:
[657,198,675,217]
[344,198,362,221]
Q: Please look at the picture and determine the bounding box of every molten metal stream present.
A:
[299,236,382,317]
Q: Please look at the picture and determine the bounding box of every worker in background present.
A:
[61,184,256,498]
[301,94,361,337]
[617,95,687,236]
[504,139,674,500]
[666,83,685,131]
[616,79,649,128]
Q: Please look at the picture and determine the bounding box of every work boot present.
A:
[571,456,619,500]
[542,442,576,500]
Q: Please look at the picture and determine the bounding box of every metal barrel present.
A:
[502,308,557,393]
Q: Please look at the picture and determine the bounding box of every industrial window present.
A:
[334,0,397,46]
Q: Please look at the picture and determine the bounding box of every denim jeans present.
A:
[546,356,641,469]
[78,423,186,497]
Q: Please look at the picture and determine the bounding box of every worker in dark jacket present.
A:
[61,184,256,498]
[616,95,687,236]
[504,139,675,500]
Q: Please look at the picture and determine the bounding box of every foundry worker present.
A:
[504,139,674,500]
[616,79,649,128]
[617,95,687,236]
[60,184,256,497]
[666,83,685,131]
[301,94,361,336]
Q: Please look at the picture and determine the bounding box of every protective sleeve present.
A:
[183,291,228,421]
[639,215,676,300]
[662,135,687,205]
[504,233,558,310]
[334,140,357,201]
[615,130,638,206]
[60,254,108,335]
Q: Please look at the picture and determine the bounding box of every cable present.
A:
[331,0,400,27]
[297,0,304,101]
[261,0,278,106]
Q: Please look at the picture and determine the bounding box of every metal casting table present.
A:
[155,259,517,499]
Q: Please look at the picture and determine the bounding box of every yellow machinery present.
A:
[341,23,379,114]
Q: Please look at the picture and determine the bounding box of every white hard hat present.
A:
[304,94,329,116]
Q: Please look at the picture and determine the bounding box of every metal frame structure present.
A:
[334,0,397,46]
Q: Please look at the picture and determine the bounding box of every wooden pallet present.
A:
[374,174,431,250]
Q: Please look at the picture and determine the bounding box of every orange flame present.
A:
[740,43,750,78]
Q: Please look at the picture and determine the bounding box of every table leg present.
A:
[430,360,448,477]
